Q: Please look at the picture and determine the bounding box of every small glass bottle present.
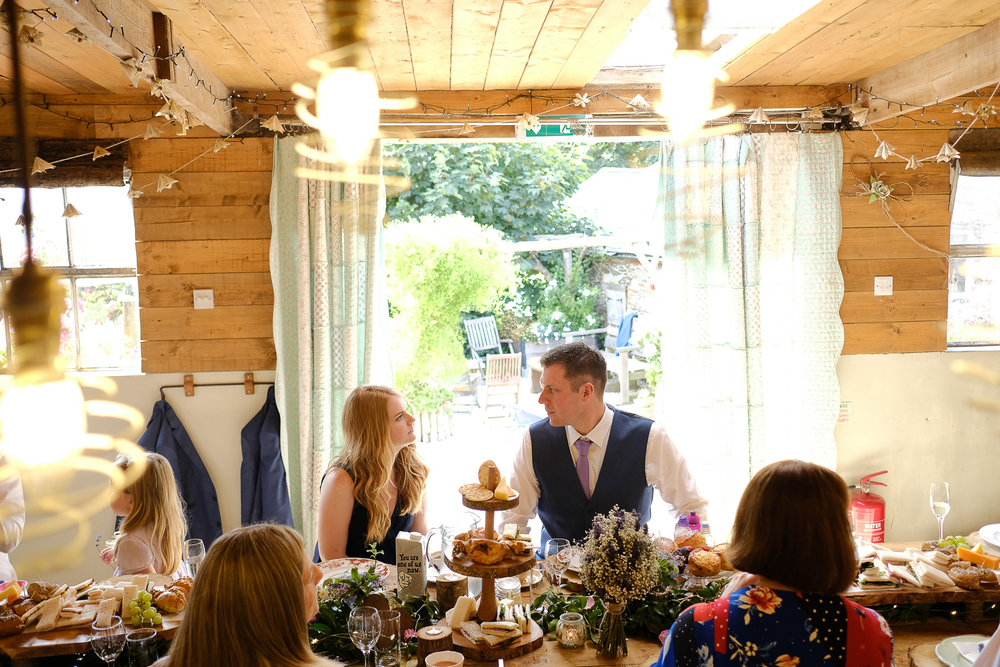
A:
[556,612,587,649]
[674,513,689,537]
[700,521,713,547]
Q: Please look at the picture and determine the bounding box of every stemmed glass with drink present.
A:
[183,538,206,578]
[545,538,571,587]
[349,605,381,667]
[91,617,126,665]
[929,482,951,542]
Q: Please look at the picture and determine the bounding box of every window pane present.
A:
[948,257,1000,345]
[76,277,140,369]
[950,175,1000,246]
[66,186,137,268]
[27,189,70,267]
[57,278,78,369]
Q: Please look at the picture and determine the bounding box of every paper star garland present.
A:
[155,101,173,118]
[934,142,960,162]
[144,123,165,140]
[156,174,179,192]
[120,58,143,87]
[213,139,230,152]
[18,25,42,47]
[262,115,285,133]
[874,140,895,160]
[93,146,111,160]
[149,79,166,98]
[32,157,55,174]
[628,95,650,110]
[458,123,475,136]
[905,155,919,170]
[65,28,89,44]
[852,108,869,126]
[516,114,541,132]
[749,107,769,124]
[572,93,591,107]
[15,216,25,228]
[62,204,81,218]
[127,188,143,199]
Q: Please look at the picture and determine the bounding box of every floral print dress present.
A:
[654,585,893,667]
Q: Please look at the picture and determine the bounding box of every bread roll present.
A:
[687,550,722,577]
[675,529,707,550]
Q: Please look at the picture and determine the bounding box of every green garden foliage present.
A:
[385,215,517,404]
[385,143,594,241]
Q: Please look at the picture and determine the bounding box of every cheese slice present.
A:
[448,596,476,629]
[958,547,1000,569]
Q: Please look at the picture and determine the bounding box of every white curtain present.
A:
[269,137,389,550]
[656,133,844,540]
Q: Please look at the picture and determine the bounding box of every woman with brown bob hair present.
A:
[655,460,893,666]
[316,385,428,563]
[153,523,334,667]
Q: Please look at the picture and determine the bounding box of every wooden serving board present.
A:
[0,613,183,660]
[444,551,536,579]
[461,493,520,512]
[444,618,544,661]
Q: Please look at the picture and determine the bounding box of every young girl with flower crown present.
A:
[103,452,188,577]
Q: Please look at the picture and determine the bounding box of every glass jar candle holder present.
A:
[556,612,586,649]
[496,577,521,605]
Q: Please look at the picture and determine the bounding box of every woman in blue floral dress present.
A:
[654,460,893,666]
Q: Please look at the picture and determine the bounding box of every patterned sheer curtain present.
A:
[269,136,388,550]
[656,133,843,541]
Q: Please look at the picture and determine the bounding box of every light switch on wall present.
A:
[874,276,893,296]
[193,289,215,309]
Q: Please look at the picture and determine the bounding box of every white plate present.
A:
[318,558,390,585]
[935,635,990,666]
[979,524,1000,549]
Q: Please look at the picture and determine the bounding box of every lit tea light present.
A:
[426,627,443,636]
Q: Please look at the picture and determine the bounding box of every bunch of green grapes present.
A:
[128,591,162,626]
[940,535,970,549]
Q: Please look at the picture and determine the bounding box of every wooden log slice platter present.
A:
[442,618,544,661]
[443,550,536,579]
[461,492,520,512]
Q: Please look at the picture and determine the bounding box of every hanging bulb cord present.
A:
[5,0,35,260]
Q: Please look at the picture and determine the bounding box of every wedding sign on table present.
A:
[580,506,659,659]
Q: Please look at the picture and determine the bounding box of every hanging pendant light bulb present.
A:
[292,0,414,184]
[1,0,148,577]
[656,0,739,144]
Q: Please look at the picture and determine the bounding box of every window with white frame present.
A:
[947,173,1000,346]
[0,185,139,371]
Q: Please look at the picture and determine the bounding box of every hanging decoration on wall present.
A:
[31,157,54,174]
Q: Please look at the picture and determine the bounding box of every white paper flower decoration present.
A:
[905,155,919,170]
[874,140,895,160]
[628,95,650,110]
[18,25,42,47]
[516,114,541,132]
[934,142,960,162]
[572,93,591,107]
[852,107,869,126]
[120,58,143,87]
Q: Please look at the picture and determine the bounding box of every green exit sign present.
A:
[526,115,588,137]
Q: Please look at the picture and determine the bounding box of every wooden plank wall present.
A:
[838,102,958,354]
[0,94,276,373]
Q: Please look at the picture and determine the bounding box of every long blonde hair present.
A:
[112,452,187,574]
[166,524,325,667]
[330,385,428,544]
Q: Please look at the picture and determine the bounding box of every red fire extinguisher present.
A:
[850,470,888,543]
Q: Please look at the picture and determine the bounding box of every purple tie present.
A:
[575,438,592,499]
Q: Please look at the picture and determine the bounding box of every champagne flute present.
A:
[349,605,381,667]
[545,538,571,587]
[183,538,206,578]
[929,482,951,542]
[91,616,126,665]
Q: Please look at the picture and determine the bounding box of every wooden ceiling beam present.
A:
[45,0,233,135]
[857,17,1000,125]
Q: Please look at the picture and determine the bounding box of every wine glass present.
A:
[349,605,381,667]
[929,482,951,542]
[183,538,206,578]
[545,538,571,587]
[91,616,126,665]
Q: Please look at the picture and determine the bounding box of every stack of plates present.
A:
[978,524,1000,556]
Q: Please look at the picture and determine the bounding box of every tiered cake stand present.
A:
[442,491,543,660]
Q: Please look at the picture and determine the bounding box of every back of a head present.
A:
[539,342,607,394]
[727,459,857,594]
[166,524,312,667]
[117,452,187,574]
